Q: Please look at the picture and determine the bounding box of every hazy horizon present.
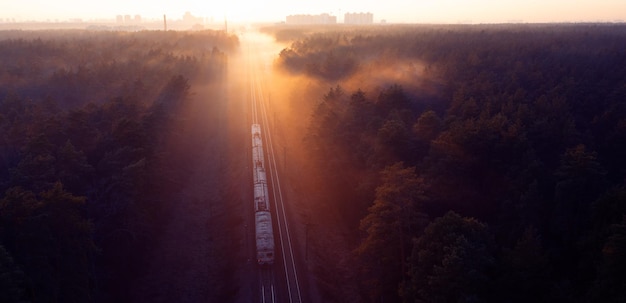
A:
[2,0,625,24]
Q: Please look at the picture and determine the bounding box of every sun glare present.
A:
[2,0,625,23]
[191,1,273,22]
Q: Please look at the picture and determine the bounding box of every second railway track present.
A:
[247,37,304,303]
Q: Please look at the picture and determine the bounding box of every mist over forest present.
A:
[1,23,625,303]
[264,24,626,303]
[0,30,238,302]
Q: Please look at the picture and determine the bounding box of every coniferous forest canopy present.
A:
[266,24,626,302]
[0,30,237,302]
[0,23,625,303]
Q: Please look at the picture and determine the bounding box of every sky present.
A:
[2,0,625,23]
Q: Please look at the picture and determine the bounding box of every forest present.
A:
[267,24,626,302]
[1,24,625,303]
[0,30,237,302]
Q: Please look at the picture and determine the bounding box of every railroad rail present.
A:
[247,40,304,303]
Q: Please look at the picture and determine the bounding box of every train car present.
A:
[253,161,266,185]
[252,124,262,141]
[255,211,275,264]
[251,124,264,167]
[254,168,269,212]
[251,123,275,265]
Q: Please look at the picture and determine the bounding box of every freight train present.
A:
[251,124,275,265]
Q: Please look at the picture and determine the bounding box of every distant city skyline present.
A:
[2,0,625,24]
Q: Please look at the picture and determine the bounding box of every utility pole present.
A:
[163,14,167,31]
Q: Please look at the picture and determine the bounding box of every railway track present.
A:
[259,268,275,303]
[247,36,304,303]
[257,80,303,303]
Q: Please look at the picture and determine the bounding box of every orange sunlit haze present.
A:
[2,0,626,302]
[2,0,625,23]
